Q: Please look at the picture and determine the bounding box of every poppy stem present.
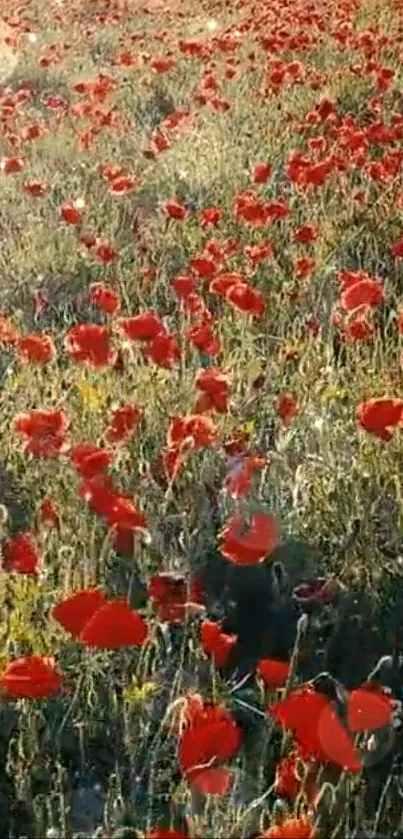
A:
[232,695,266,718]
[228,671,253,695]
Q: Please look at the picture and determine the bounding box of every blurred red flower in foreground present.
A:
[220,512,278,565]
[14,409,69,457]
[201,620,237,667]
[178,696,242,794]
[2,532,40,574]
[148,573,204,624]
[270,683,392,773]
[52,588,107,638]
[0,656,62,699]
[357,396,403,441]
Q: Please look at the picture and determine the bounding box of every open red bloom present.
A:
[89,282,120,315]
[105,404,143,443]
[164,200,188,220]
[357,397,403,441]
[2,532,40,574]
[194,368,230,414]
[269,686,361,772]
[168,414,216,450]
[257,658,290,689]
[341,278,384,312]
[0,656,62,699]
[17,334,56,365]
[224,454,265,499]
[70,443,113,478]
[148,573,204,624]
[252,162,272,184]
[179,699,242,792]
[201,621,237,667]
[220,512,278,565]
[79,599,148,649]
[65,324,117,368]
[14,409,68,457]
[118,312,164,342]
[52,588,107,638]
[226,282,266,317]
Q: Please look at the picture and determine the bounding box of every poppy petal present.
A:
[51,588,107,638]
[348,688,393,732]
[79,600,148,649]
[192,767,232,795]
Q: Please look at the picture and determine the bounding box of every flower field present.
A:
[1,0,403,836]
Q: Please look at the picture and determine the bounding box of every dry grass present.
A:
[0,0,403,836]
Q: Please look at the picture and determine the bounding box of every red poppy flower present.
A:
[105,404,143,443]
[143,332,181,368]
[52,588,107,638]
[276,393,300,424]
[89,282,120,315]
[190,256,217,278]
[108,175,139,196]
[93,241,118,264]
[200,207,222,228]
[79,599,148,649]
[118,312,164,342]
[0,156,25,174]
[23,179,49,198]
[70,443,113,479]
[293,225,318,245]
[341,278,384,312]
[224,455,265,499]
[220,512,279,565]
[148,573,204,624]
[194,368,230,414]
[39,498,59,529]
[357,397,403,441]
[179,700,242,790]
[60,203,83,225]
[0,656,62,699]
[164,200,188,220]
[13,409,68,457]
[17,334,56,365]
[65,324,117,368]
[348,686,393,731]
[201,621,237,667]
[257,658,290,689]
[262,815,316,838]
[269,686,362,772]
[2,532,40,575]
[252,162,272,183]
[168,414,216,450]
[226,282,266,317]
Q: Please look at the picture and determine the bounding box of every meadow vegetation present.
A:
[1,0,403,836]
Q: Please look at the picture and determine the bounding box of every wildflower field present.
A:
[1,0,403,836]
